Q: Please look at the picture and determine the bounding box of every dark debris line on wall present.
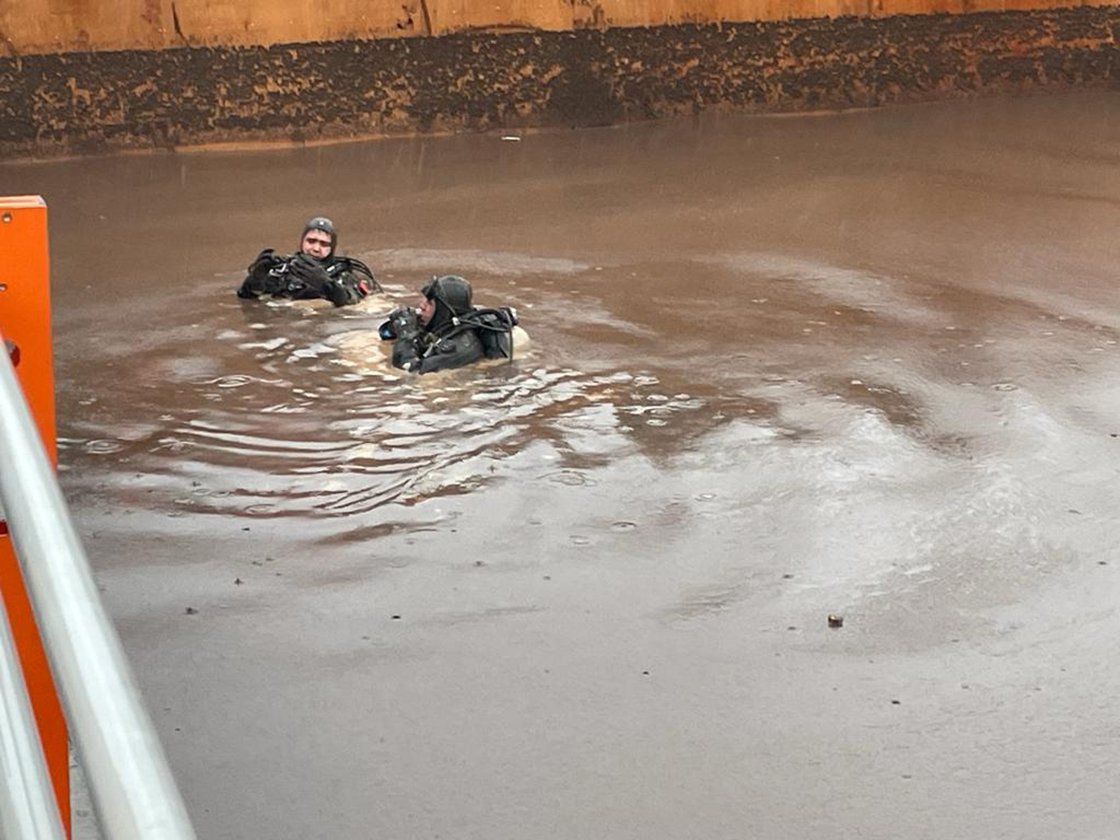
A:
[1,10,1118,158]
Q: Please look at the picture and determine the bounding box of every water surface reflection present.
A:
[7,90,1120,840]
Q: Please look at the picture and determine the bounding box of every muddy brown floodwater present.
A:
[3,91,1120,840]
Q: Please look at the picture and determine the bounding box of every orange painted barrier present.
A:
[0,195,70,834]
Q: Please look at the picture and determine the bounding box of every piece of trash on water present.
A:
[500,135,522,141]
[827,614,844,628]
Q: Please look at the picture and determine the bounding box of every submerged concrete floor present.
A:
[4,90,1120,839]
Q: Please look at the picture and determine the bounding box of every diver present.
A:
[237,216,381,306]
[379,275,519,374]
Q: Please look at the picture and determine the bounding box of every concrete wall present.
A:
[2,9,1116,159]
[1,0,1116,53]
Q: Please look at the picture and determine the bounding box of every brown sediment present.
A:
[4,90,1120,840]
[1,8,1118,160]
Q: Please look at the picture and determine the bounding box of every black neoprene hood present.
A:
[422,275,473,315]
[421,275,474,332]
[301,216,337,257]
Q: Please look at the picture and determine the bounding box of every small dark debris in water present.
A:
[265,557,275,562]
[191,481,201,487]
[787,625,797,631]
[901,774,913,780]
[543,575,552,580]
[782,573,794,579]
[827,614,844,628]
[242,527,250,531]
[251,560,263,566]
[361,635,370,640]
[234,577,243,585]
[641,670,650,676]
[1111,433,1118,438]
[961,684,970,690]
[391,615,402,620]
[474,560,486,567]
[1068,509,1082,514]
[891,699,901,705]
[185,607,198,615]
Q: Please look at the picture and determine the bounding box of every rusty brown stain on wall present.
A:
[140,0,161,27]
[573,0,609,30]
[1,9,1117,159]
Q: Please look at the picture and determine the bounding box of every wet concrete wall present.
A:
[1,9,1117,159]
[1,0,1117,52]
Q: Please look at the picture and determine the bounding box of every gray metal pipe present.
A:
[0,345,197,840]
[0,595,67,840]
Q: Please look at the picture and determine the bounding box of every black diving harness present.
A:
[420,307,519,362]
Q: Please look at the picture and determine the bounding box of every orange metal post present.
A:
[0,195,70,834]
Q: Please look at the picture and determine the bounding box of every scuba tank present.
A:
[467,307,519,360]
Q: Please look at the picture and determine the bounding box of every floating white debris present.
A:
[500,135,522,141]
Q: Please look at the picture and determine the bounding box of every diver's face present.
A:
[419,296,436,325]
[300,230,332,258]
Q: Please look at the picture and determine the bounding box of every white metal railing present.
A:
[0,589,66,840]
[0,340,198,840]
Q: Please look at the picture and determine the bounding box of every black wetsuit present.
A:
[384,276,517,374]
[389,310,487,374]
[237,250,380,306]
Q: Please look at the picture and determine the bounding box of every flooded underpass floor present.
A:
[4,90,1120,839]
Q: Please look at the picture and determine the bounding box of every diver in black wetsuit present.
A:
[379,275,518,374]
[236,216,381,306]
